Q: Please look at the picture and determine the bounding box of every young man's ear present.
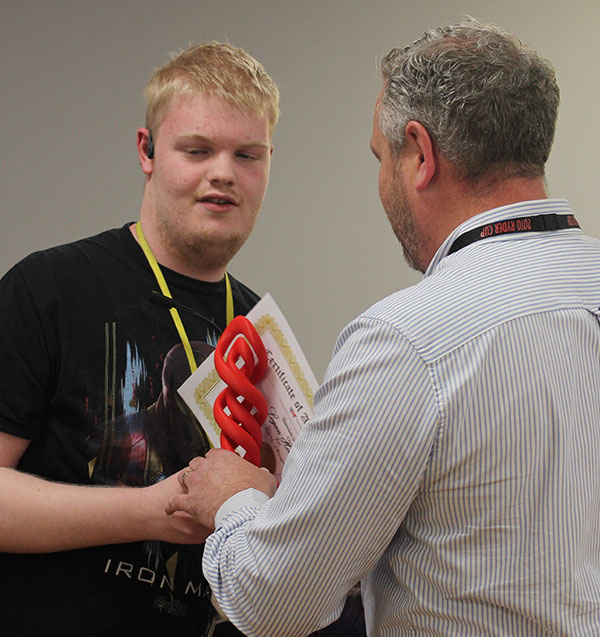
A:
[404,120,436,191]
[137,128,154,176]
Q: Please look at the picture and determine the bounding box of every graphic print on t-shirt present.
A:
[89,322,219,619]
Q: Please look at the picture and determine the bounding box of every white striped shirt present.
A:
[204,199,600,636]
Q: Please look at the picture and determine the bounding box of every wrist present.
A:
[133,482,169,542]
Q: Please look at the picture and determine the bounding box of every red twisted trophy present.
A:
[213,316,268,466]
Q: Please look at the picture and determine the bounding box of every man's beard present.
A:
[383,172,423,272]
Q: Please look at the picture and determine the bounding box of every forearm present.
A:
[0,467,205,553]
[202,463,356,637]
[202,318,439,635]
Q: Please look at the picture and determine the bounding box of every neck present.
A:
[418,175,548,270]
[130,221,226,283]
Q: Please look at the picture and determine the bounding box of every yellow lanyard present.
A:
[135,221,234,374]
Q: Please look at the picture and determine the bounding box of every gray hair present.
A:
[379,18,560,182]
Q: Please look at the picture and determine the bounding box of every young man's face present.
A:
[143,92,272,280]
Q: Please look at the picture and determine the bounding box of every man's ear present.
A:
[137,127,154,176]
[404,121,436,192]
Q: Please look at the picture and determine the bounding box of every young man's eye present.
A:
[237,152,262,161]
[187,148,209,156]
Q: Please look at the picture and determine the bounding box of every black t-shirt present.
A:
[0,224,259,636]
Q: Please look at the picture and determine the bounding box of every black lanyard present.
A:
[447,213,580,256]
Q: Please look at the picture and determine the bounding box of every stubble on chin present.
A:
[153,212,247,277]
[180,233,244,272]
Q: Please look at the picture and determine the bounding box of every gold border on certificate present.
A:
[178,293,319,467]
[191,312,315,443]
[192,369,223,443]
[254,314,314,410]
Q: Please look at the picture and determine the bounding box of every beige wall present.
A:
[2,0,599,379]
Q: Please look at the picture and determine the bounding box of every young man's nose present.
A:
[207,153,236,185]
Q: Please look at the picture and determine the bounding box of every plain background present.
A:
[3,0,599,380]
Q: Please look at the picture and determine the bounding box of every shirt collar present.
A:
[424,198,573,277]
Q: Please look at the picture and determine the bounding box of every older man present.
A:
[168,19,600,636]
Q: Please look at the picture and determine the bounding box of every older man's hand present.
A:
[165,449,277,529]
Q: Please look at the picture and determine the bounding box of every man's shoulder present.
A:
[1,224,141,308]
[359,230,600,363]
[33,224,131,261]
[357,276,453,350]
[5,224,134,277]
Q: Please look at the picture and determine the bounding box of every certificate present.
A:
[178,294,318,481]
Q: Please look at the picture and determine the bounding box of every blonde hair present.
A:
[144,42,280,135]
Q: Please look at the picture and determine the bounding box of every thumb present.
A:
[165,494,187,516]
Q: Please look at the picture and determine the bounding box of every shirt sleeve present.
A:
[203,314,440,636]
[0,257,56,440]
[214,488,270,527]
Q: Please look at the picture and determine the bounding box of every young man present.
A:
[167,20,600,636]
[0,43,278,636]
